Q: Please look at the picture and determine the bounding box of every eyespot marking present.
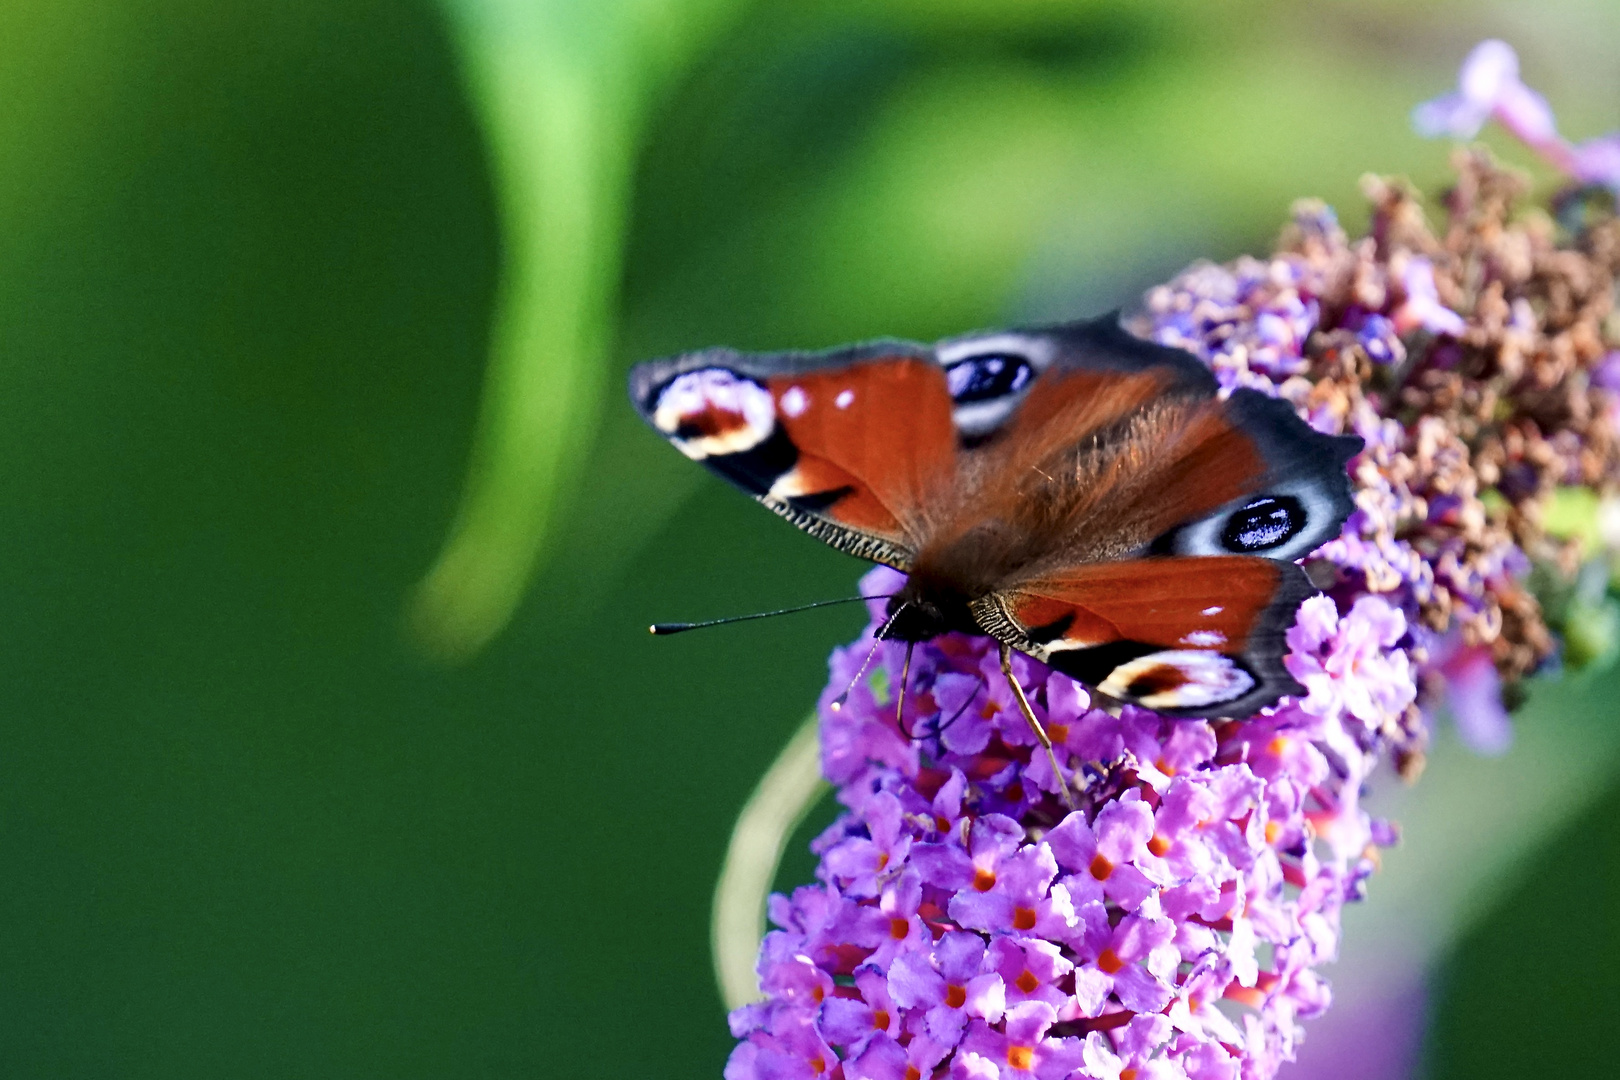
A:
[1099,650,1256,710]
[943,353,1034,404]
[835,389,854,409]
[653,368,776,460]
[934,333,1056,440]
[1221,495,1306,553]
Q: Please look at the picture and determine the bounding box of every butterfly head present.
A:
[881,573,979,643]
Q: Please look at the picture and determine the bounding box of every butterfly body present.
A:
[630,314,1361,719]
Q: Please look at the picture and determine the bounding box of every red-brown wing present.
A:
[971,556,1313,717]
[920,319,1358,577]
[627,343,958,568]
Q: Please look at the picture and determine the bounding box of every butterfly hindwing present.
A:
[972,556,1314,717]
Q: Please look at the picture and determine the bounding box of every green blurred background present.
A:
[0,1,1615,1076]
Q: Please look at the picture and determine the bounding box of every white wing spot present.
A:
[1181,630,1227,647]
[780,386,808,418]
[1202,606,1224,616]
[835,389,855,409]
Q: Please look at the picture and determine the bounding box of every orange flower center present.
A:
[810,1056,826,1075]
[1007,1045,1034,1071]
[1147,833,1171,857]
[904,1069,921,1080]
[1097,948,1125,974]
[1089,853,1114,881]
[876,852,890,871]
[889,917,910,940]
[1012,906,1037,931]
[1121,1069,1139,1080]
[1015,969,1039,994]
[872,1008,890,1031]
[1047,723,1069,742]
[1264,820,1283,845]
[973,867,997,892]
[944,984,967,1009]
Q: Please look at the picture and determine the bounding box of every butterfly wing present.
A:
[971,557,1316,717]
[628,342,959,568]
[628,318,1225,572]
[924,322,1359,716]
[913,319,1358,579]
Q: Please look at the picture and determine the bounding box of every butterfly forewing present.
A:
[628,342,961,568]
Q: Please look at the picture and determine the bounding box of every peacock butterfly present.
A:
[629,313,1360,722]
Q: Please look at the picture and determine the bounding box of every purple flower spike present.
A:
[734,551,1412,1080]
[732,101,1619,1079]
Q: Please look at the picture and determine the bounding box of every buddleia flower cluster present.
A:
[725,41,1620,1080]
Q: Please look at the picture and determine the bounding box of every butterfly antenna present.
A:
[830,602,908,712]
[999,643,1077,811]
[895,641,916,738]
[650,595,892,635]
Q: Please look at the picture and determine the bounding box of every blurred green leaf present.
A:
[414,0,755,661]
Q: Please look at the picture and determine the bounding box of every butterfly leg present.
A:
[999,644,1076,811]
[895,641,916,739]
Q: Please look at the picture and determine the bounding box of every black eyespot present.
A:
[943,353,1033,404]
[1221,496,1306,553]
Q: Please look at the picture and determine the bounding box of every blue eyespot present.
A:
[944,353,1033,404]
[1221,496,1305,553]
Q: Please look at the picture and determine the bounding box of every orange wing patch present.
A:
[765,358,957,542]
[986,557,1287,656]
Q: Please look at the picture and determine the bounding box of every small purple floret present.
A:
[1415,38,1620,200]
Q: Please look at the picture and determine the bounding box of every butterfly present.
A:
[629,313,1360,722]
